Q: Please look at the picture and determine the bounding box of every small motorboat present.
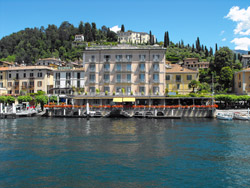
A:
[216,112,233,120]
[234,112,250,120]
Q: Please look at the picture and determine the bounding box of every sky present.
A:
[0,0,250,51]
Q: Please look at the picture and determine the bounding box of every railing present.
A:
[116,79,132,83]
[89,68,96,72]
[104,68,110,72]
[153,58,159,62]
[104,80,110,83]
[115,68,132,72]
[89,59,96,63]
[89,80,96,84]
[152,80,160,83]
[140,58,146,62]
[153,68,159,72]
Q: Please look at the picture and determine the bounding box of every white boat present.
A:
[234,112,250,120]
[216,112,233,120]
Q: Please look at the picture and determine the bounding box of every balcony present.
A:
[153,58,159,62]
[104,80,110,84]
[89,58,96,63]
[104,68,110,72]
[176,79,182,82]
[115,68,132,72]
[89,68,96,72]
[153,67,160,72]
[89,80,96,84]
[152,80,160,84]
[116,79,132,84]
[21,86,28,90]
[138,79,145,83]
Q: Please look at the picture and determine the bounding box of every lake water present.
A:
[0,117,250,187]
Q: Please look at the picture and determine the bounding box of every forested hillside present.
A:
[0,21,117,64]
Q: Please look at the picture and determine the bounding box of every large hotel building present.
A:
[83,45,166,96]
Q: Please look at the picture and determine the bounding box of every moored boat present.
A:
[234,112,250,120]
[216,112,233,120]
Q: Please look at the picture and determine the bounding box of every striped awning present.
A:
[123,97,135,102]
[113,98,123,102]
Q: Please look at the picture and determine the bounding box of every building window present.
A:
[116,87,122,93]
[89,64,95,72]
[177,84,180,90]
[0,75,2,80]
[116,55,122,62]
[9,74,11,79]
[56,73,60,79]
[187,75,192,80]
[239,74,241,80]
[166,75,170,80]
[153,63,159,71]
[77,73,81,79]
[166,84,169,89]
[8,90,12,94]
[126,63,131,71]
[37,81,42,87]
[15,90,19,94]
[153,55,160,61]
[127,74,131,82]
[23,73,26,78]
[116,74,121,83]
[239,82,241,88]
[139,86,145,93]
[116,63,121,71]
[89,74,95,83]
[77,81,80,88]
[37,72,43,77]
[153,74,159,82]
[104,86,110,92]
[8,82,12,87]
[139,63,145,71]
[104,63,110,71]
[104,55,110,62]
[104,74,109,82]
[91,55,95,62]
[139,55,146,62]
[139,74,145,82]
[89,87,95,93]
[0,82,3,88]
[153,87,159,94]
[176,75,181,82]
[66,72,71,79]
[30,73,34,78]
[126,55,132,61]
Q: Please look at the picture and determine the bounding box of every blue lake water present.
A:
[0,117,250,187]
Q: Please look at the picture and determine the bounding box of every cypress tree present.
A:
[78,21,84,34]
[196,37,200,51]
[149,30,152,45]
[205,46,208,57]
[202,45,204,52]
[192,44,194,52]
[209,47,213,56]
[84,22,93,41]
[121,24,125,32]
[215,43,218,52]
[166,31,170,47]
[91,22,97,41]
[164,32,167,47]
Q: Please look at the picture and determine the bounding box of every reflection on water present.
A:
[1,117,250,187]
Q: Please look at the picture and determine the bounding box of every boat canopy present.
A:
[113,98,123,102]
[123,98,135,102]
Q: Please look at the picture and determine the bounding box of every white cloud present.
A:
[225,6,250,35]
[110,25,121,33]
[220,30,225,35]
[222,38,226,42]
[231,37,250,51]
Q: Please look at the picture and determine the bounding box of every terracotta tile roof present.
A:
[7,66,55,71]
[165,64,198,73]
[0,67,9,71]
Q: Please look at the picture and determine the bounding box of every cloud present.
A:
[231,37,250,51]
[110,25,121,33]
[220,30,225,35]
[222,38,226,42]
[225,6,250,35]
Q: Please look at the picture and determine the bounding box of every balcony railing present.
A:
[176,79,182,82]
[140,58,146,62]
[116,79,132,83]
[104,59,111,62]
[89,59,96,63]
[89,68,96,72]
[104,80,110,83]
[153,80,160,83]
[115,68,132,72]
[153,58,159,62]
[89,80,96,84]
[153,68,160,72]
[104,68,110,72]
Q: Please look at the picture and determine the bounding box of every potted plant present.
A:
[105,91,108,95]
[96,88,100,95]
[141,91,144,95]
[85,92,88,95]
[113,91,115,96]
[130,91,133,95]
[122,88,125,95]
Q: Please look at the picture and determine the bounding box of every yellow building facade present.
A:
[234,68,250,95]
[165,64,199,94]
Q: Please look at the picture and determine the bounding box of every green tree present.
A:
[35,95,48,110]
[211,47,233,74]
[6,96,15,104]
[219,66,233,91]
[188,80,200,93]
[17,95,32,103]
[91,22,97,41]
[78,21,84,34]
[84,22,93,41]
